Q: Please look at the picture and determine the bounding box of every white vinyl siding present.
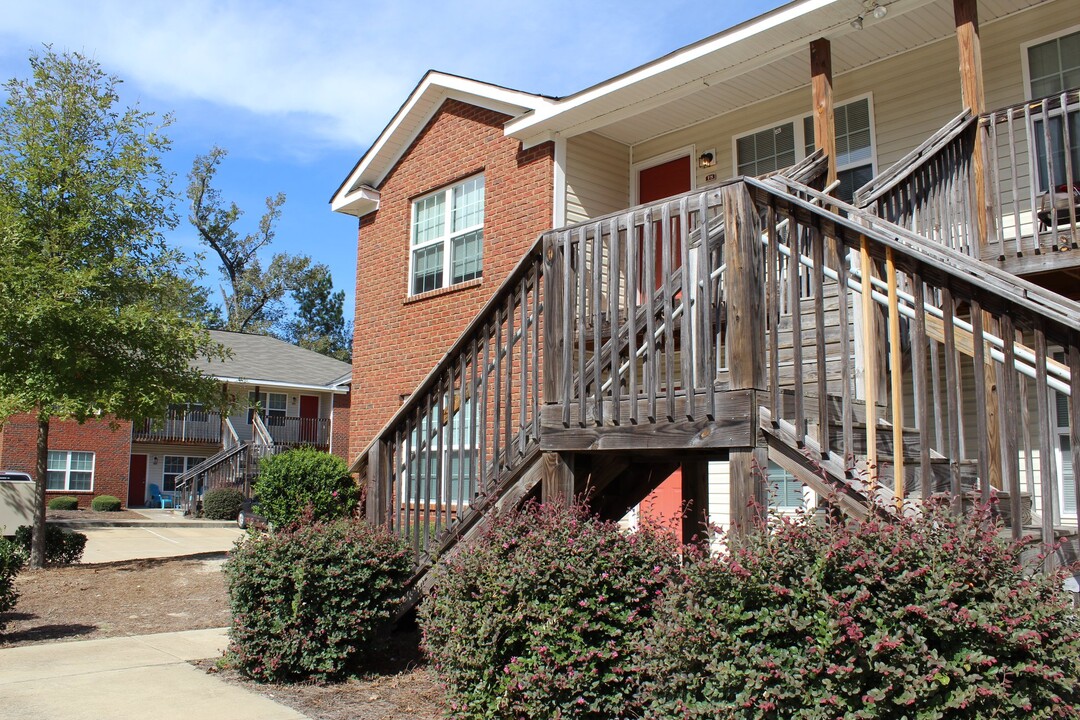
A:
[46,451,94,492]
[565,133,631,224]
[410,174,484,295]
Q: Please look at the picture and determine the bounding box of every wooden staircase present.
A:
[355,143,1080,610]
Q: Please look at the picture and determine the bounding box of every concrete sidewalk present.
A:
[77,525,245,563]
[0,628,306,720]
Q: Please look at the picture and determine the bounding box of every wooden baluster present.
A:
[791,217,806,443]
[592,221,604,426]
[562,232,573,427]
[504,293,514,460]
[644,210,658,423]
[434,380,444,540]
[469,338,479,506]
[480,326,490,494]
[456,354,466,522]
[886,247,904,507]
[519,277,528,456]
[812,221,829,455]
[837,235,854,471]
[1000,315,1022,540]
[608,216,622,425]
[626,212,639,423]
[679,197,693,419]
[531,261,541,441]
[1035,321,1058,571]
[941,287,962,509]
[662,202,676,422]
[493,307,503,472]
[912,273,931,500]
[767,200,780,425]
[700,193,716,418]
[577,228,588,426]
[970,301,989,503]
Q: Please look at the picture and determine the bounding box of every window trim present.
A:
[730,93,878,195]
[1020,25,1080,102]
[407,173,485,297]
[46,450,95,493]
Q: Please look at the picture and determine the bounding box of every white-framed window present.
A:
[410,174,484,295]
[1024,29,1080,193]
[405,399,476,506]
[766,461,805,510]
[1053,352,1076,518]
[46,450,94,492]
[162,455,205,493]
[734,96,876,203]
[248,391,287,426]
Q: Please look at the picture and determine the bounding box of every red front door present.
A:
[299,395,320,444]
[637,157,692,541]
[128,454,148,507]
[638,156,692,290]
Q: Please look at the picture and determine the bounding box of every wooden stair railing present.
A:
[748,172,1080,569]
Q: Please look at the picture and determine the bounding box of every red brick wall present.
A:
[0,413,133,508]
[331,388,351,461]
[350,98,554,454]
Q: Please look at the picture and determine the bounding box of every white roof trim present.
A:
[215,377,350,394]
[504,0,843,145]
[331,72,555,218]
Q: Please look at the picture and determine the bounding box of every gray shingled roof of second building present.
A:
[194,330,352,389]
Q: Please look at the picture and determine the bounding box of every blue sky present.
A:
[0,0,782,322]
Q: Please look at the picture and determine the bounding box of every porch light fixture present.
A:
[698,149,716,168]
[871,3,887,19]
[851,16,864,30]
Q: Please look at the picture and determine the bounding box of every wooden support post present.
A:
[886,248,905,510]
[543,232,567,415]
[860,236,879,490]
[542,452,575,507]
[724,182,766,542]
[365,441,386,526]
[681,459,710,547]
[810,38,837,192]
[729,448,767,541]
[954,0,1001,489]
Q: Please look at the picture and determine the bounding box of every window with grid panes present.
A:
[767,461,805,510]
[410,175,484,295]
[1027,31,1080,192]
[46,451,94,491]
[735,98,874,203]
[162,455,205,493]
[406,400,476,505]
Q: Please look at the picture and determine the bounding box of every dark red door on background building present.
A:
[127,454,147,508]
[637,156,692,540]
[299,395,319,444]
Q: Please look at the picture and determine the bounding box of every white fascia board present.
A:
[215,377,351,394]
[504,0,840,142]
[331,72,554,217]
[330,185,380,217]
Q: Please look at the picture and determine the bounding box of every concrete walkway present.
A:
[78,525,245,563]
[0,628,307,719]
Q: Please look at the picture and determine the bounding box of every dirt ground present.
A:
[0,552,445,719]
[47,507,152,521]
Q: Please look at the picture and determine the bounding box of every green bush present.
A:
[419,501,681,720]
[14,524,87,565]
[90,495,121,512]
[202,487,243,520]
[0,537,24,631]
[641,500,1080,719]
[47,496,79,511]
[253,448,357,529]
[224,516,412,683]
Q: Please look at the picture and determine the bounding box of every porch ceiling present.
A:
[506,0,1046,148]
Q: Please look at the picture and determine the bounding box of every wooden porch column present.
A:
[542,452,576,507]
[365,440,389,525]
[810,38,837,191]
[954,0,1002,490]
[724,182,766,538]
[541,229,577,507]
[681,459,710,546]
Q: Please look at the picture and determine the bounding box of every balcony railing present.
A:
[261,414,331,449]
[133,409,222,444]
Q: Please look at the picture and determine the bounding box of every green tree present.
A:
[287,266,351,361]
[0,48,224,568]
[187,146,348,357]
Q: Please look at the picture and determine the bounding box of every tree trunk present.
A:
[30,414,49,569]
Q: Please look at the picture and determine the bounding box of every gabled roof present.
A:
[196,330,352,392]
[330,71,556,217]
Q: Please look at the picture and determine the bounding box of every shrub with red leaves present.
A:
[419,500,681,719]
[642,500,1080,719]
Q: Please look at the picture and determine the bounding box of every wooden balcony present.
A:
[262,415,331,450]
[856,90,1080,278]
[132,408,222,445]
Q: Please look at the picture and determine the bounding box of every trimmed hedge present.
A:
[202,487,243,520]
[419,501,681,719]
[641,501,1080,718]
[47,496,79,511]
[253,448,357,529]
[14,525,86,565]
[224,516,412,683]
[90,495,121,512]
[0,537,23,631]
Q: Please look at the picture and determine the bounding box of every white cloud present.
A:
[0,0,760,149]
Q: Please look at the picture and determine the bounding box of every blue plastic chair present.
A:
[148,483,174,509]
